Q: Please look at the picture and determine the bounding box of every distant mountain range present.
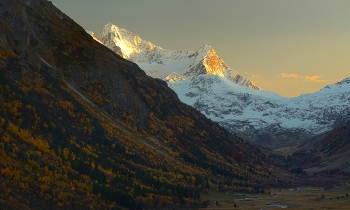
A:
[90,23,350,148]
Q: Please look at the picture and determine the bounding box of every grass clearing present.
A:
[200,187,350,210]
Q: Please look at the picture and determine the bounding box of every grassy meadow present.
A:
[200,187,350,210]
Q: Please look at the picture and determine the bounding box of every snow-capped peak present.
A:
[197,44,227,76]
[197,44,211,54]
[96,22,260,90]
[99,22,156,58]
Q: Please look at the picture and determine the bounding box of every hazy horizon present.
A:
[51,0,350,97]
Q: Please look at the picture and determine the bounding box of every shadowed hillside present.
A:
[0,0,285,209]
[268,121,350,186]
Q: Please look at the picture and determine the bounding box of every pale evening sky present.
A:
[51,0,350,97]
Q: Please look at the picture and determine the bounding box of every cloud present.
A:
[304,75,328,83]
[280,73,328,83]
[281,73,303,79]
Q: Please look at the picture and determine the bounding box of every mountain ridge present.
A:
[96,22,260,89]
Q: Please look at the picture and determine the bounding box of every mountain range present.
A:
[91,23,350,148]
[1,0,349,209]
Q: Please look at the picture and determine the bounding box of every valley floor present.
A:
[200,186,350,210]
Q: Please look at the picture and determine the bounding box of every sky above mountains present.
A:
[51,0,350,97]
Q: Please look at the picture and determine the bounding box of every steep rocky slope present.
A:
[0,0,282,209]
